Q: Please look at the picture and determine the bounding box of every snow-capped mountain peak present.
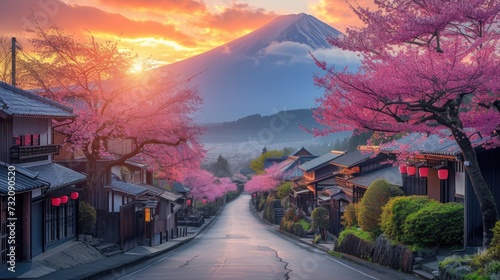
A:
[158,14,356,123]
[223,13,342,55]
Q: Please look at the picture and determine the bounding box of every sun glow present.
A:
[129,62,144,73]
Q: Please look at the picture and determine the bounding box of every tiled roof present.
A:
[299,151,344,172]
[380,132,492,156]
[0,162,47,194]
[137,183,183,202]
[26,162,87,189]
[349,166,402,188]
[330,150,375,168]
[0,81,75,119]
[172,182,190,193]
[108,179,148,196]
[289,147,313,157]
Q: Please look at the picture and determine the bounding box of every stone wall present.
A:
[336,233,416,273]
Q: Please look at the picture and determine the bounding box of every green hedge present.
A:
[403,202,464,246]
[381,195,432,242]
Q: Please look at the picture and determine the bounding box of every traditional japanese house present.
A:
[0,82,87,270]
[377,133,500,247]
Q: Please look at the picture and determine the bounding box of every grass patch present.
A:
[328,251,342,258]
[338,227,375,245]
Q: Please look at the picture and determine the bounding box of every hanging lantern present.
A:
[186,198,192,206]
[202,197,207,205]
[60,195,69,204]
[51,197,61,207]
[399,166,407,174]
[70,192,79,200]
[438,168,449,180]
[419,166,429,178]
[407,166,417,176]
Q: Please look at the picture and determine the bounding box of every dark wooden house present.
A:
[378,133,500,247]
[0,82,87,271]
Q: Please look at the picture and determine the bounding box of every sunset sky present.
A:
[0,0,373,66]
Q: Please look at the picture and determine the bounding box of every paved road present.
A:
[104,193,414,280]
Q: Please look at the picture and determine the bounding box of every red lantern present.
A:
[186,198,192,206]
[419,166,429,178]
[438,168,449,180]
[202,198,207,205]
[51,197,61,207]
[407,166,417,176]
[60,195,69,204]
[399,166,407,174]
[70,192,79,200]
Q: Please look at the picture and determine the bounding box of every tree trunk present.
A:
[452,128,498,247]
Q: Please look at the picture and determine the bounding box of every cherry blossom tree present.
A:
[245,164,284,193]
[313,0,499,246]
[179,170,236,202]
[21,19,205,201]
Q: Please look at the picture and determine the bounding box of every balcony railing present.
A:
[11,144,60,161]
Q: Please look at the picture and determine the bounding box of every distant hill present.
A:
[201,108,349,144]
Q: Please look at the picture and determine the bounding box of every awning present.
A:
[137,183,184,202]
[317,195,331,202]
[26,162,87,189]
[292,186,310,197]
[107,179,148,197]
[331,191,351,202]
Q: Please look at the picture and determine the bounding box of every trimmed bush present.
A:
[79,201,96,235]
[312,207,330,241]
[403,202,464,246]
[341,203,358,228]
[357,179,403,235]
[381,195,432,242]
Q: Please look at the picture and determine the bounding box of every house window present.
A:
[45,199,76,244]
[353,186,366,203]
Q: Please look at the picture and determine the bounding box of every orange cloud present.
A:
[96,0,206,15]
[310,0,377,32]
[192,3,278,36]
[0,0,197,47]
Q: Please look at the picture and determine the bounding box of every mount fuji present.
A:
[158,13,359,123]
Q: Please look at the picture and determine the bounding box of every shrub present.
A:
[263,196,276,223]
[357,179,403,235]
[283,208,296,222]
[403,202,464,246]
[277,182,293,199]
[381,195,432,242]
[341,203,358,228]
[79,201,96,235]
[297,219,311,231]
[338,227,374,245]
[312,207,329,241]
[489,221,500,260]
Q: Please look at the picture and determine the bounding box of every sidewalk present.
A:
[1,217,215,280]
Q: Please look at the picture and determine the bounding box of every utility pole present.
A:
[11,37,16,86]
